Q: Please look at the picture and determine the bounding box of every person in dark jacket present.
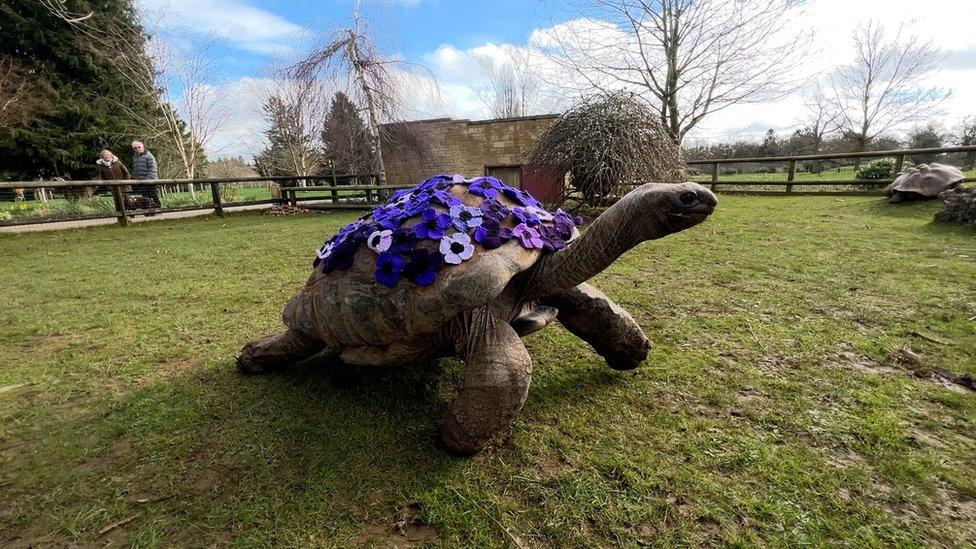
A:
[96,149,131,181]
[131,140,160,207]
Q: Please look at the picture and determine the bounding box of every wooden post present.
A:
[710,162,719,191]
[210,181,224,217]
[288,189,297,207]
[786,159,797,193]
[111,185,128,227]
[893,154,905,176]
[331,169,339,204]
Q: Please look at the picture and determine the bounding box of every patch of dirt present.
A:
[72,436,137,475]
[153,354,208,380]
[832,345,898,375]
[396,502,439,542]
[537,454,578,477]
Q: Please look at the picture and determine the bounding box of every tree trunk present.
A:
[348,33,388,188]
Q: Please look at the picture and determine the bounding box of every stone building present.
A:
[381,114,564,202]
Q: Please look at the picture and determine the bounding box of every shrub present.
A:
[855,157,898,180]
[935,186,976,225]
[525,92,683,205]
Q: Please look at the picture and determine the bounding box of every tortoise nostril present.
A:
[679,191,699,206]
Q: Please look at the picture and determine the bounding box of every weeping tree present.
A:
[526,92,683,206]
[292,0,435,187]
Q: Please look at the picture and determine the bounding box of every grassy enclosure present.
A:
[1,196,974,546]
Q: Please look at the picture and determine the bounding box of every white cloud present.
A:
[137,0,304,55]
[420,0,976,142]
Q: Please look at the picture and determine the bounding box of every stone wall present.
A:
[381,114,558,186]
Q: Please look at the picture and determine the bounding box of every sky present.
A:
[135,0,976,158]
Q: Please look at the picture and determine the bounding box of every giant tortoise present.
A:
[238,174,717,453]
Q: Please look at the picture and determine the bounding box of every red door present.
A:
[521,164,563,203]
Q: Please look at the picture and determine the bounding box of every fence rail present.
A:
[685,145,976,194]
[0,174,382,229]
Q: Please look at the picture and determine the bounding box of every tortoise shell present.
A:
[886,163,964,197]
[282,175,580,359]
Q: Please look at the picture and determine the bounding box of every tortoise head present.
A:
[520,181,717,299]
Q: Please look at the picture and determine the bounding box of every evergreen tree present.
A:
[321,92,371,174]
[254,93,321,178]
[0,0,162,180]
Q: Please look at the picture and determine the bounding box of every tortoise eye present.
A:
[679,191,699,206]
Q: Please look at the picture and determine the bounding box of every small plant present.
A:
[220,183,241,203]
[935,186,976,225]
[855,157,898,180]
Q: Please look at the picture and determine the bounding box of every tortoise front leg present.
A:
[237,329,326,373]
[543,283,650,370]
[442,308,532,454]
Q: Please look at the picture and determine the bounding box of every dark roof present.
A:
[381,113,560,127]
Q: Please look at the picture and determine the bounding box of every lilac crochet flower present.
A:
[316,242,335,260]
[433,189,462,208]
[479,198,511,221]
[413,207,452,240]
[449,204,484,232]
[468,177,501,199]
[374,252,406,287]
[473,218,513,249]
[404,248,443,286]
[439,232,475,264]
[538,224,570,250]
[526,205,553,222]
[513,223,544,249]
[512,206,541,227]
[366,229,393,253]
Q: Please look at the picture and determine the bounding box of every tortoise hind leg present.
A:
[237,329,326,374]
[543,283,650,370]
[442,308,532,454]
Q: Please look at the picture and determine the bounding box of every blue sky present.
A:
[139,0,976,158]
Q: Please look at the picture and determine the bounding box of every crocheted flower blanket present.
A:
[312,174,582,287]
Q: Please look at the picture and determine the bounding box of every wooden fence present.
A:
[0,174,387,228]
[685,145,976,195]
[3,145,976,228]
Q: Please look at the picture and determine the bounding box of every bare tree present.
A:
[292,0,437,186]
[254,78,328,182]
[952,115,976,170]
[830,21,948,154]
[0,56,33,129]
[476,46,543,118]
[150,37,232,195]
[539,0,808,143]
[41,2,230,194]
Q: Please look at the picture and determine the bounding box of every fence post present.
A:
[288,189,297,207]
[330,170,339,204]
[893,154,905,176]
[111,185,128,227]
[710,162,719,191]
[210,181,224,217]
[786,159,797,193]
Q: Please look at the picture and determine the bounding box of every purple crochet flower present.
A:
[316,242,335,260]
[367,229,393,253]
[468,177,501,199]
[502,187,541,207]
[513,223,544,249]
[439,232,475,264]
[389,229,417,254]
[473,218,513,249]
[449,204,484,232]
[414,207,452,240]
[512,206,541,227]
[538,224,570,250]
[404,248,443,286]
[374,252,406,287]
[433,189,462,208]
[479,198,511,221]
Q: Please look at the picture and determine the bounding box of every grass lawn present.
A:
[1,196,974,546]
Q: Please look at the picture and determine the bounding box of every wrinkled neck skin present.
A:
[515,184,675,301]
